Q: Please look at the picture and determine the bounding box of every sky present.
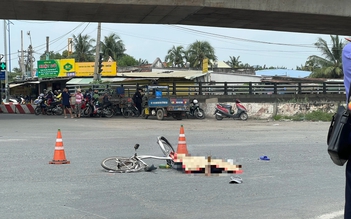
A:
[0,20,347,71]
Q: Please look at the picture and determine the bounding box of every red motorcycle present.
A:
[80,97,90,116]
[214,99,248,121]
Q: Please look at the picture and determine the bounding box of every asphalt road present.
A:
[0,114,345,219]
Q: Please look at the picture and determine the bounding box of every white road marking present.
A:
[317,210,344,219]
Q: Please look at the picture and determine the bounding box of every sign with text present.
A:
[38,59,76,78]
[0,71,5,80]
[37,60,60,78]
[75,62,117,77]
[37,59,116,78]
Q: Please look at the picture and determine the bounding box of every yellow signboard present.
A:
[75,62,117,77]
[202,58,208,73]
[58,59,76,77]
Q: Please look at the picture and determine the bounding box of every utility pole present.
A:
[20,30,25,78]
[3,20,8,102]
[7,20,13,78]
[27,31,33,78]
[93,22,101,82]
[46,36,49,60]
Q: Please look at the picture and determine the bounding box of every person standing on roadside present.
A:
[133,88,143,114]
[62,87,73,119]
[342,37,351,218]
[74,88,84,118]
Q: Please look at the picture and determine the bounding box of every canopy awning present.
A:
[66,78,94,85]
[9,83,26,88]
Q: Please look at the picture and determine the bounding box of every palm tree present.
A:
[308,35,345,78]
[165,45,185,67]
[101,33,125,62]
[186,40,216,68]
[71,34,95,62]
[137,58,148,66]
[226,56,241,68]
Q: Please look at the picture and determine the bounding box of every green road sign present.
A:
[0,62,6,71]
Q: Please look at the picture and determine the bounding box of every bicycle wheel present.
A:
[157,136,175,156]
[101,156,143,172]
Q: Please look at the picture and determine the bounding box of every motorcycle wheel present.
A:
[122,108,131,118]
[215,114,223,120]
[195,109,205,119]
[83,106,92,116]
[55,106,63,115]
[132,108,140,117]
[239,112,248,121]
[46,109,53,115]
[141,109,149,119]
[104,107,114,118]
[34,106,41,115]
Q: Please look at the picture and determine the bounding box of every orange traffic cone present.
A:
[49,129,70,164]
[177,125,189,155]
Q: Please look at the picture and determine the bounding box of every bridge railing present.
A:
[167,82,345,96]
[67,81,346,97]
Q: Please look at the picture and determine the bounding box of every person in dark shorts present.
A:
[62,87,73,118]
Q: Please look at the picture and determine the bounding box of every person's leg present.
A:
[67,105,73,118]
[137,103,142,114]
[75,104,78,117]
[77,103,82,117]
[63,105,67,118]
[346,157,351,218]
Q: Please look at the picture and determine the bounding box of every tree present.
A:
[226,56,241,68]
[71,33,95,62]
[165,45,185,67]
[117,54,138,67]
[308,35,345,78]
[186,40,217,68]
[101,33,125,62]
[39,51,63,60]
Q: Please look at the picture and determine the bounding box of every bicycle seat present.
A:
[134,144,140,150]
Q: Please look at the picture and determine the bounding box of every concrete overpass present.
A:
[2,0,351,35]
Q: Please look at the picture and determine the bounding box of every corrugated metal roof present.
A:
[66,77,126,85]
[118,71,206,80]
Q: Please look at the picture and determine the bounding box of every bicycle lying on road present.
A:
[101,136,175,173]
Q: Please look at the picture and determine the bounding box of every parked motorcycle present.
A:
[34,95,63,116]
[79,97,92,116]
[90,99,114,118]
[122,100,140,118]
[187,98,205,119]
[214,99,248,121]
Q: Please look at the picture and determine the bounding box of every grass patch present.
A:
[273,110,333,121]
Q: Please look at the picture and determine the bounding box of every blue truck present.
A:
[141,85,190,120]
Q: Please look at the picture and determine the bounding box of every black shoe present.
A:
[144,164,157,172]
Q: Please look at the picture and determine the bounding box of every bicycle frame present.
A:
[101,136,175,172]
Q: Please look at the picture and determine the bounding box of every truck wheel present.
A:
[156,109,164,120]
